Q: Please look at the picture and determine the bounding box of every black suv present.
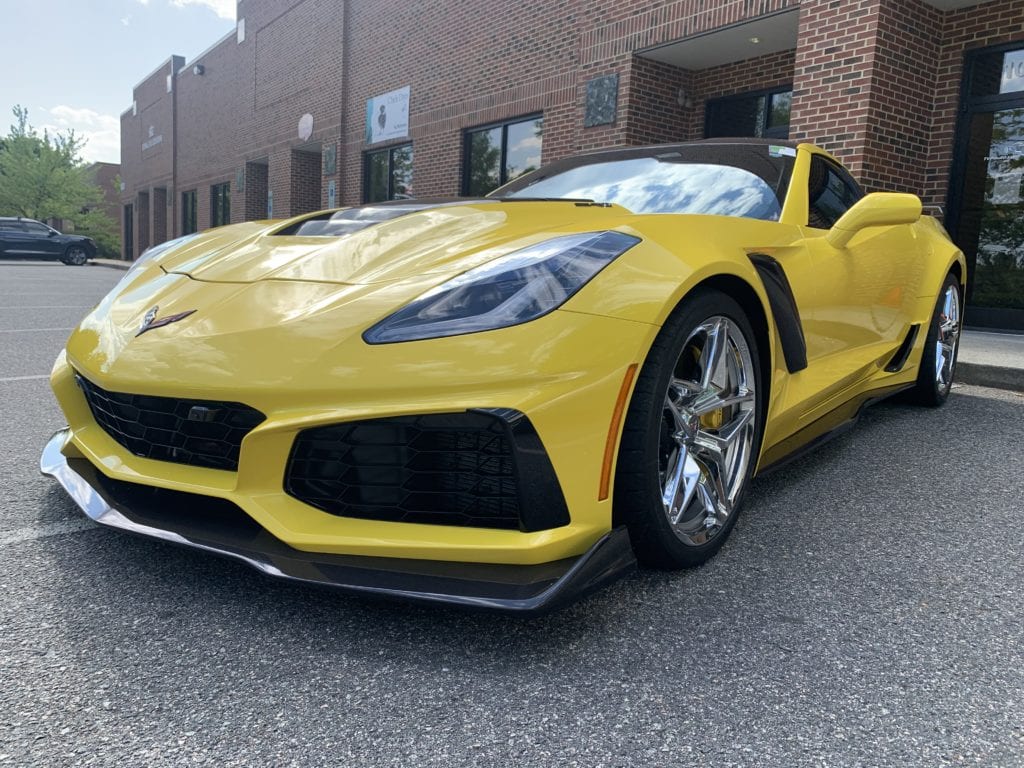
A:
[0,217,96,265]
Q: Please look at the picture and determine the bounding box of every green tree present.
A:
[0,106,118,255]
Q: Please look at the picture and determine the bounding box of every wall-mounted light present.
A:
[193,64,205,76]
[749,36,761,44]
[676,87,693,109]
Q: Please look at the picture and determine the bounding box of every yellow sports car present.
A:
[42,140,966,613]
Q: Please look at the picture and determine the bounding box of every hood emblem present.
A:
[137,306,197,336]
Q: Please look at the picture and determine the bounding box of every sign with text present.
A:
[365,86,410,145]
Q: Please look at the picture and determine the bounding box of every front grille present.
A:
[76,375,266,471]
[286,413,525,529]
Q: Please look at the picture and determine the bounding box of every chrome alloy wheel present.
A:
[935,282,961,393]
[659,316,757,547]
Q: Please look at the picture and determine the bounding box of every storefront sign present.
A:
[142,125,163,152]
[365,86,410,145]
[1001,50,1024,94]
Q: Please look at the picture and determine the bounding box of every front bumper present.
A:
[41,429,636,614]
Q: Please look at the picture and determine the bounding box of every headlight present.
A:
[363,230,640,344]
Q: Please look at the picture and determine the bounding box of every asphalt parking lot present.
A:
[1,261,1022,767]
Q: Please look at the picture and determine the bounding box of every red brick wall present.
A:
[860,0,943,195]
[290,149,322,214]
[341,0,580,203]
[626,57,696,145]
[925,0,1024,208]
[692,49,797,138]
[790,0,879,173]
[118,0,1024,249]
[175,31,253,231]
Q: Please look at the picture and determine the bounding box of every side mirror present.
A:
[826,192,922,249]
[48,229,58,237]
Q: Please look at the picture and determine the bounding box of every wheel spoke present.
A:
[698,319,728,390]
[690,388,754,416]
[662,449,700,524]
[664,398,692,441]
[933,283,961,392]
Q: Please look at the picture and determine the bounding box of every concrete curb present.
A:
[89,259,130,272]
[956,362,1024,393]
[90,259,131,271]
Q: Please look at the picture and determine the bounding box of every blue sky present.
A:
[0,0,236,164]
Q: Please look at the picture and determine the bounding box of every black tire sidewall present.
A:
[615,288,764,569]
[912,273,961,407]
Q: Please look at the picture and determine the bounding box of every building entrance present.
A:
[950,44,1024,330]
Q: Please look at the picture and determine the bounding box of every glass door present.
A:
[949,45,1024,330]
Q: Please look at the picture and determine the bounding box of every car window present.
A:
[24,222,51,235]
[0,221,26,232]
[495,144,793,221]
[807,156,864,229]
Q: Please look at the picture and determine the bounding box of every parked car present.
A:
[0,217,96,265]
[41,139,966,614]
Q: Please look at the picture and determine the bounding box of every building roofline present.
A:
[131,55,185,93]
[177,27,238,75]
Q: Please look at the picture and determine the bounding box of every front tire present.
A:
[614,289,763,569]
[907,273,962,407]
[63,245,89,266]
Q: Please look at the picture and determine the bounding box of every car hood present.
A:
[157,199,633,285]
[65,199,641,388]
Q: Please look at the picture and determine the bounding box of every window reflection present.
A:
[464,116,543,196]
[364,144,414,203]
[500,156,784,221]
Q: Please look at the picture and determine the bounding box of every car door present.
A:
[23,220,62,257]
[0,221,33,256]
[784,153,922,417]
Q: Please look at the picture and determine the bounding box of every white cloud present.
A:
[170,0,235,20]
[40,106,120,165]
[121,14,132,25]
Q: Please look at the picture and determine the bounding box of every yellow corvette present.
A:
[42,140,965,613]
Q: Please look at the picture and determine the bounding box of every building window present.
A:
[182,190,197,235]
[705,87,792,140]
[211,182,230,227]
[463,115,543,197]
[364,144,413,203]
[807,155,864,230]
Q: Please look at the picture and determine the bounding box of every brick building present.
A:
[120,0,1024,329]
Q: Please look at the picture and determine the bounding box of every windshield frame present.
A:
[488,140,796,221]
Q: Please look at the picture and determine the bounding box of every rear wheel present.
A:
[907,274,962,407]
[63,245,89,266]
[615,289,763,569]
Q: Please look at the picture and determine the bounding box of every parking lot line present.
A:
[0,328,72,333]
[0,375,50,382]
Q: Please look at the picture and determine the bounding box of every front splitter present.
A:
[40,429,636,615]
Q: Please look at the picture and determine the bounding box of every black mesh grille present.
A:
[286,413,522,529]
[76,375,265,471]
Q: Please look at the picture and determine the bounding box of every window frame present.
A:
[461,114,544,197]
[362,143,414,203]
[704,85,793,140]
[182,189,197,235]
[24,221,52,236]
[806,155,865,230]
[210,182,230,227]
